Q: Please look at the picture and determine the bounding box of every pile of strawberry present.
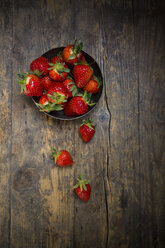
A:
[18,39,102,117]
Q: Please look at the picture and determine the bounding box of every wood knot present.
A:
[13,168,39,192]
[99,113,109,123]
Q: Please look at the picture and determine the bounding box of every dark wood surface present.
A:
[0,0,165,247]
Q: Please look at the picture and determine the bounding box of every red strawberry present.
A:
[30,56,49,76]
[50,56,63,64]
[48,61,70,82]
[80,118,96,142]
[73,174,91,202]
[73,64,93,88]
[51,148,73,166]
[39,94,49,105]
[36,94,65,112]
[64,91,95,116]
[40,75,54,90]
[83,76,102,94]
[62,39,83,66]
[80,55,87,64]
[47,82,68,105]
[62,77,78,98]
[18,72,43,96]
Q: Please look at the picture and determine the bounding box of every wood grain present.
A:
[0,1,12,247]
[0,0,165,247]
[134,1,165,247]
[100,1,141,247]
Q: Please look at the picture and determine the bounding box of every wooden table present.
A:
[0,0,165,247]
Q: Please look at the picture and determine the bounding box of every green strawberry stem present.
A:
[17,72,29,93]
[67,77,79,97]
[73,174,89,192]
[51,148,61,163]
[47,93,67,104]
[80,117,96,129]
[77,91,96,106]
[48,62,70,73]
[48,62,70,79]
[94,76,103,88]
[30,69,43,78]
[68,39,83,60]
[18,71,42,93]
[57,50,63,59]
[36,93,67,113]
[36,102,63,112]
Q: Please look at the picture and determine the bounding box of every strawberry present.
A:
[62,76,78,98]
[40,75,54,90]
[64,91,95,116]
[36,94,65,112]
[62,39,83,66]
[73,63,93,88]
[18,72,43,96]
[47,82,68,110]
[30,56,49,76]
[47,82,68,105]
[80,118,96,142]
[80,55,87,64]
[73,174,91,202]
[50,56,63,64]
[83,76,102,94]
[39,94,49,105]
[51,148,73,166]
[48,61,70,82]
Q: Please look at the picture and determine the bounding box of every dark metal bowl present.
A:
[32,47,103,120]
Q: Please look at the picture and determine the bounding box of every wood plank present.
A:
[67,1,111,247]
[11,0,110,247]
[0,1,13,247]
[134,1,165,247]
[99,1,142,247]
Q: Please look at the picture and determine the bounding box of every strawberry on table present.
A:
[80,118,96,143]
[30,56,49,76]
[40,75,54,90]
[62,39,83,66]
[48,61,70,82]
[51,148,73,166]
[62,76,78,98]
[18,72,43,96]
[73,63,93,88]
[64,91,95,117]
[73,174,91,202]
[83,76,102,94]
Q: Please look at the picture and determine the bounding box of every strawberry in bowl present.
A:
[62,39,83,66]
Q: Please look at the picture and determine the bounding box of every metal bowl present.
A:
[32,47,103,120]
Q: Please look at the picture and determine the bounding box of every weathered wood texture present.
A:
[0,0,165,247]
[0,1,12,247]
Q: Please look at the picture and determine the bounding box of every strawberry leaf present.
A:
[51,148,61,164]
[31,69,43,78]
[73,174,89,192]
[57,50,63,59]
[80,117,96,129]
